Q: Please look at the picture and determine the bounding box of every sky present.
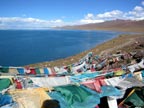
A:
[0,0,144,29]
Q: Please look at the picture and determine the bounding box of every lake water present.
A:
[0,30,121,66]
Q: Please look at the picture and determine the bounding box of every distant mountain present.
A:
[59,19,144,32]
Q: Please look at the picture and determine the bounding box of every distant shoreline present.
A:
[26,33,144,68]
[59,20,144,33]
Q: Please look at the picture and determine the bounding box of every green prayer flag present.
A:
[35,68,41,74]
[125,91,144,107]
[54,85,92,105]
[0,79,11,91]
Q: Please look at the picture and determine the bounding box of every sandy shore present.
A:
[26,33,144,68]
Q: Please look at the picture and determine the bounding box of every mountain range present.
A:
[59,19,144,32]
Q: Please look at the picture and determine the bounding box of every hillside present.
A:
[61,19,144,32]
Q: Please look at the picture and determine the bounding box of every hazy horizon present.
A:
[0,0,144,29]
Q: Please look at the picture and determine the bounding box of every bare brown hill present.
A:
[61,19,144,32]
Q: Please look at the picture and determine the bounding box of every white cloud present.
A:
[0,17,64,29]
[80,19,104,24]
[85,13,94,20]
[127,6,144,20]
[96,10,123,19]
[0,17,44,23]
[80,13,104,24]
[79,5,144,25]
[79,1,144,24]
[50,19,63,23]
[134,6,143,11]
[1,1,144,29]
[79,13,104,24]
[78,10,123,24]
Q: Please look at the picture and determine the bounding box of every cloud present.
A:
[97,10,123,18]
[79,13,104,24]
[80,19,104,24]
[0,17,64,29]
[134,6,143,11]
[79,10,123,24]
[50,19,63,23]
[96,10,123,19]
[79,4,144,24]
[1,1,144,29]
[127,6,144,20]
[85,13,94,20]
[78,0,144,24]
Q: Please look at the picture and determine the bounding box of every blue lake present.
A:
[0,30,122,66]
